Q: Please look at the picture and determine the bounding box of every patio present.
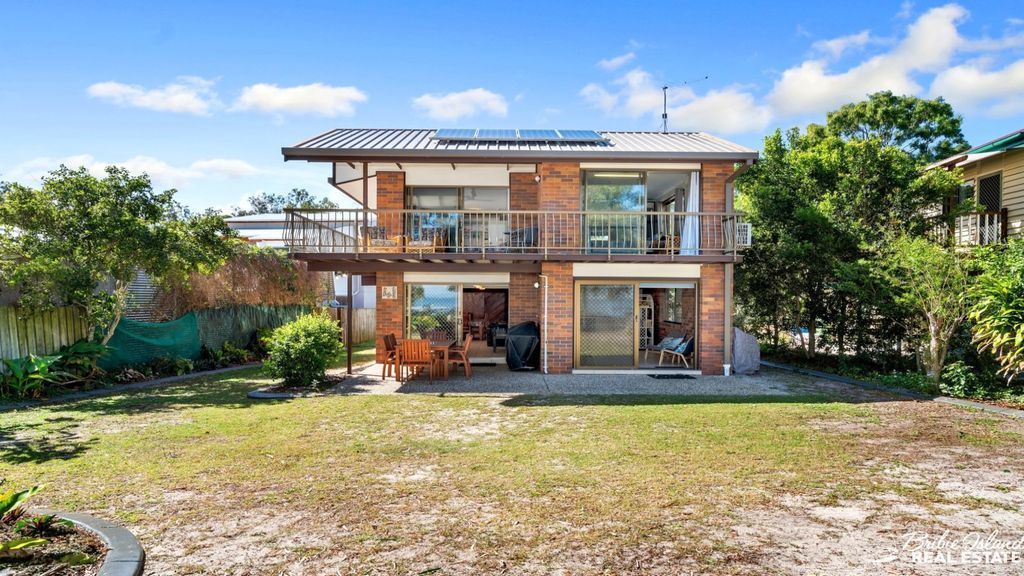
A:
[328,363,791,396]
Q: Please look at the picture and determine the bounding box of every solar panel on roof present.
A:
[477,129,517,140]
[433,128,476,140]
[518,129,561,141]
[557,130,605,142]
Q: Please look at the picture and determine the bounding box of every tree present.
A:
[232,188,338,216]
[882,235,972,382]
[968,240,1024,381]
[825,91,969,163]
[0,166,236,343]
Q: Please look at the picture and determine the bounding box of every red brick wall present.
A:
[699,264,726,374]
[540,261,573,373]
[374,271,405,362]
[700,161,733,212]
[375,171,405,239]
[539,162,581,251]
[509,172,539,211]
[509,272,540,325]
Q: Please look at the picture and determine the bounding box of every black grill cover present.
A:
[505,321,540,371]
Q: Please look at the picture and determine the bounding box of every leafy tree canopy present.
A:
[232,188,338,216]
[823,91,970,163]
[0,165,237,342]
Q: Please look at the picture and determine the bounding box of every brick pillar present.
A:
[375,171,405,239]
[699,264,725,374]
[538,162,581,252]
[375,271,405,362]
[700,161,733,252]
[509,272,540,325]
[540,261,573,373]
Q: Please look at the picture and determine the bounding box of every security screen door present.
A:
[576,282,637,368]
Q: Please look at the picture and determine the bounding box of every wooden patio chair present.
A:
[659,337,694,367]
[406,228,447,254]
[645,335,683,361]
[381,333,399,381]
[360,224,404,253]
[448,333,473,378]
[400,339,434,382]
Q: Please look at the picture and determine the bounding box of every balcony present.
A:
[931,209,1008,247]
[284,208,749,264]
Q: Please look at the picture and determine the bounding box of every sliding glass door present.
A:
[406,284,460,342]
[575,282,637,368]
[583,171,646,254]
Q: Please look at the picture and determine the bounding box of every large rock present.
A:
[732,328,760,375]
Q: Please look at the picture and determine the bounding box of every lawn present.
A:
[2,368,1023,574]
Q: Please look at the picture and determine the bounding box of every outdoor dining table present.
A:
[430,340,455,379]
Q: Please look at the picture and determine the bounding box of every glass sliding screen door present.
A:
[576,282,637,368]
[406,284,460,343]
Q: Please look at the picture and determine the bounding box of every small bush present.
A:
[263,312,342,388]
[940,361,983,398]
[873,371,938,395]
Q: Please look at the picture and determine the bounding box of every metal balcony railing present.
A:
[284,208,748,259]
[931,209,1008,246]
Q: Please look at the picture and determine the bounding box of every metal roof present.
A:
[929,127,1024,169]
[283,128,758,161]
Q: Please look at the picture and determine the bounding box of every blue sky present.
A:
[2,1,1023,211]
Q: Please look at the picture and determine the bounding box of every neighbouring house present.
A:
[281,128,756,374]
[226,213,375,309]
[929,127,1024,246]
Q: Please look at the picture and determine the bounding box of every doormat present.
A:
[647,374,696,380]
[470,362,498,367]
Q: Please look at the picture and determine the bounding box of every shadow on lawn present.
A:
[0,416,98,465]
[0,368,286,464]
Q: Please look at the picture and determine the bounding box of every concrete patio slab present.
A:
[328,363,794,396]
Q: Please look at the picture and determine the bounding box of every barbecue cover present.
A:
[505,321,540,371]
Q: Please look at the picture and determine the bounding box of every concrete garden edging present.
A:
[33,508,145,576]
[0,363,261,413]
[761,360,1024,420]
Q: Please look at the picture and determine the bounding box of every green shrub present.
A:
[220,341,253,365]
[263,312,342,388]
[873,371,938,395]
[940,361,983,398]
[0,355,64,398]
[53,339,109,379]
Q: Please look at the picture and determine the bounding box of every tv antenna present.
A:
[662,75,710,133]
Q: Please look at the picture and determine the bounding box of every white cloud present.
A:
[668,88,773,134]
[930,58,1024,116]
[1009,17,1024,26]
[581,66,770,134]
[232,83,367,116]
[4,155,262,189]
[767,4,967,117]
[189,158,261,178]
[897,0,914,19]
[411,88,508,121]
[812,30,872,59]
[597,51,636,71]
[86,76,218,115]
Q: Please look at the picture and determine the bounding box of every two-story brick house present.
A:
[281,129,757,375]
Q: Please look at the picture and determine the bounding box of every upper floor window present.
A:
[978,173,1001,212]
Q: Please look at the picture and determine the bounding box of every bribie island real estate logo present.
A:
[875,530,1024,565]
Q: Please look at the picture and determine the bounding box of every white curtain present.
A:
[679,171,700,255]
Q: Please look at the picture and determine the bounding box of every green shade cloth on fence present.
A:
[100,313,201,370]
[99,304,311,370]
[196,304,310,351]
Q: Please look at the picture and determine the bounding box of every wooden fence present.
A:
[0,306,89,359]
[334,307,376,343]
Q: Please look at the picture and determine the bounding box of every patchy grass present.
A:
[332,338,376,369]
[1,368,1023,574]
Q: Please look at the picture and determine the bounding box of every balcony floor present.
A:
[294,251,741,272]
